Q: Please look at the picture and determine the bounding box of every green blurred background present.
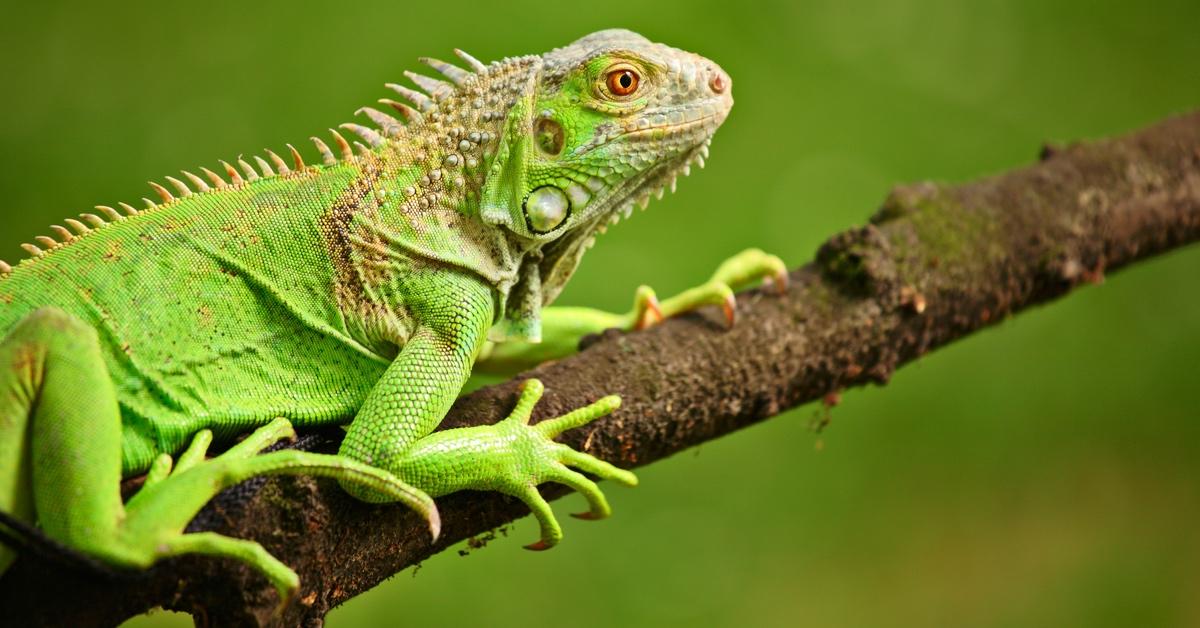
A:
[2,1,1198,626]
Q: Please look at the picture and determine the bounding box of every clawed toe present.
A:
[487,380,639,550]
[625,249,786,332]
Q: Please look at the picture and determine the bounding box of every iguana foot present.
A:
[396,379,637,550]
[120,418,438,609]
[628,247,787,330]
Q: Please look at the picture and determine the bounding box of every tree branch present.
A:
[3,112,1198,627]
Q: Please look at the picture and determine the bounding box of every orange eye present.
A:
[606,69,640,96]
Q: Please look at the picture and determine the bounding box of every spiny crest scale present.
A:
[341,122,386,147]
[386,83,434,112]
[454,48,488,73]
[6,42,524,271]
[419,57,471,86]
[80,214,107,229]
[254,155,276,178]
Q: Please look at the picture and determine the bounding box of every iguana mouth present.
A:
[571,110,724,158]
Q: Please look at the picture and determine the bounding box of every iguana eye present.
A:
[524,186,570,233]
[606,69,640,97]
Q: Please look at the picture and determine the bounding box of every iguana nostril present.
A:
[709,72,728,94]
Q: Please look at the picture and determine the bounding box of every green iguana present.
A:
[0,29,785,604]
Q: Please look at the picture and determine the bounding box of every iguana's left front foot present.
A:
[627,247,787,330]
[395,379,637,550]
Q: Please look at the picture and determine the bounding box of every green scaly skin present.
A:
[0,30,785,606]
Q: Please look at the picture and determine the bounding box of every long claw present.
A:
[571,511,602,520]
[637,294,664,330]
[630,285,664,331]
[768,269,790,294]
[524,540,552,551]
[426,508,442,542]
[722,293,737,328]
[274,585,299,619]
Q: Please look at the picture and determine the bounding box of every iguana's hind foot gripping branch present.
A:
[123,419,440,605]
[0,308,438,608]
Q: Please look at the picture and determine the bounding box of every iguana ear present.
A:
[479,62,542,234]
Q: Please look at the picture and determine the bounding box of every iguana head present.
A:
[352,30,731,340]
[479,29,733,304]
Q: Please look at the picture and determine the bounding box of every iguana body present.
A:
[0,30,782,603]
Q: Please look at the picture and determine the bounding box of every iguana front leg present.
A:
[337,274,636,548]
[476,248,787,375]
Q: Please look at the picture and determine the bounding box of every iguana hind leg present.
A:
[0,307,437,605]
[0,306,128,572]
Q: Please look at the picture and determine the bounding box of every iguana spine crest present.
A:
[0,48,498,278]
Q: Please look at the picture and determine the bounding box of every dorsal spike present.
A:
[237,158,260,182]
[200,167,228,189]
[404,71,453,99]
[165,176,192,198]
[379,98,424,124]
[21,243,45,257]
[50,225,74,241]
[385,82,434,112]
[356,107,403,138]
[181,171,211,193]
[0,260,11,274]
[118,202,140,216]
[96,205,123,221]
[253,155,276,177]
[353,141,370,156]
[80,214,107,228]
[328,129,353,160]
[143,198,158,210]
[454,48,488,73]
[35,235,58,248]
[419,57,470,85]
[310,136,337,165]
[341,122,387,147]
[65,218,91,234]
[287,144,306,170]
[148,181,175,204]
[266,150,290,175]
[220,161,245,185]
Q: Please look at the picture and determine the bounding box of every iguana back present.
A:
[0,160,396,473]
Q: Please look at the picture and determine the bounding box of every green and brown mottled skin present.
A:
[0,29,783,606]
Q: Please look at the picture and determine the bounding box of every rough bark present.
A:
[1,111,1198,627]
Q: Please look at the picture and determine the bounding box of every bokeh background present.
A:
[2,1,1198,626]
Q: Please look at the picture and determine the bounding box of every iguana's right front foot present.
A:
[392,379,637,550]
